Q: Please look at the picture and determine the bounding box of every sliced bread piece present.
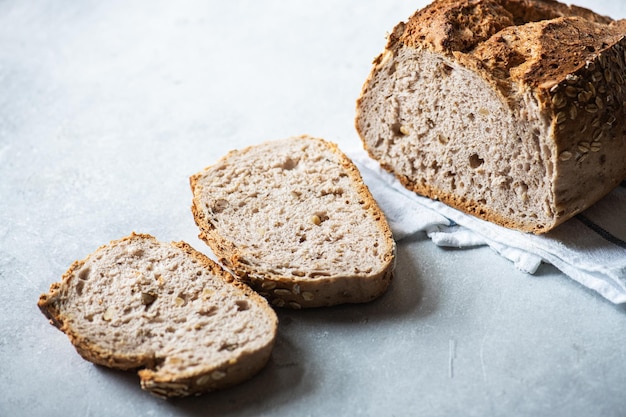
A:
[355,0,626,234]
[190,135,395,308]
[37,233,278,398]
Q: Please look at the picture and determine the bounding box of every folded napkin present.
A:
[348,150,626,304]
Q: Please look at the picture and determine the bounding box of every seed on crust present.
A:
[591,117,601,128]
[577,91,587,103]
[592,129,603,141]
[211,370,226,381]
[274,289,292,297]
[606,114,617,126]
[271,298,286,308]
[586,82,596,97]
[577,141,591,153]
[590,141,602,152]
[558,151,573,161]
[196,375,212,386]
[595,96,604,110]
[564,86,578,98]
[555,111,567,124]
[551,93,567,109]
[261,281,277,290]
[158,382,188,391]
[591,71,603,82]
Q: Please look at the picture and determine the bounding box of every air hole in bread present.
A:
[469,153,485,168]
[78,267,91,281]
[441,63,453,75]
[320,187,344,197]
[236,300,250,311]
[212,199,229,213]
[219,342,238,352]
[276,157,298,170]
[390,122,403,136]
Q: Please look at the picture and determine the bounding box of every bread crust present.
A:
[356,0,626,233]
[190,135,396,308]
[38,233,278,398]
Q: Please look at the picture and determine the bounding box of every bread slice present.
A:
[190,135,395,308]
[37,233,278,398]
[356,0,626,234]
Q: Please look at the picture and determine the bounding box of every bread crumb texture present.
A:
[356,0,626,233]
[38,233,278,398]
[191,135,395,308]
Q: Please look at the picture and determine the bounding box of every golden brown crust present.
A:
[357,0,626,234]
[37,233,278,398]
[38,234,168,371]
[190,135,396,308]
[137,241,277,397]
[398,0,612,54]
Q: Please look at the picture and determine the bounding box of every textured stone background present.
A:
[2,1,626,416]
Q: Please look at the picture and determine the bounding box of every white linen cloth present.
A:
[348,150,626,304]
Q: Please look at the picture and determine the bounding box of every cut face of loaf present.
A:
[190,135,395,308]
[356,0,626,233]
[37,233,278,398]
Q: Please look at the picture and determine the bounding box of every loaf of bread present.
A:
[190,135,395,308]
[38,233,278,398]
[356,0,626,233]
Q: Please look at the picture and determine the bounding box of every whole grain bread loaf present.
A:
[38,233,278,398]
[190,135,395,308]
[356,0,626,233]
